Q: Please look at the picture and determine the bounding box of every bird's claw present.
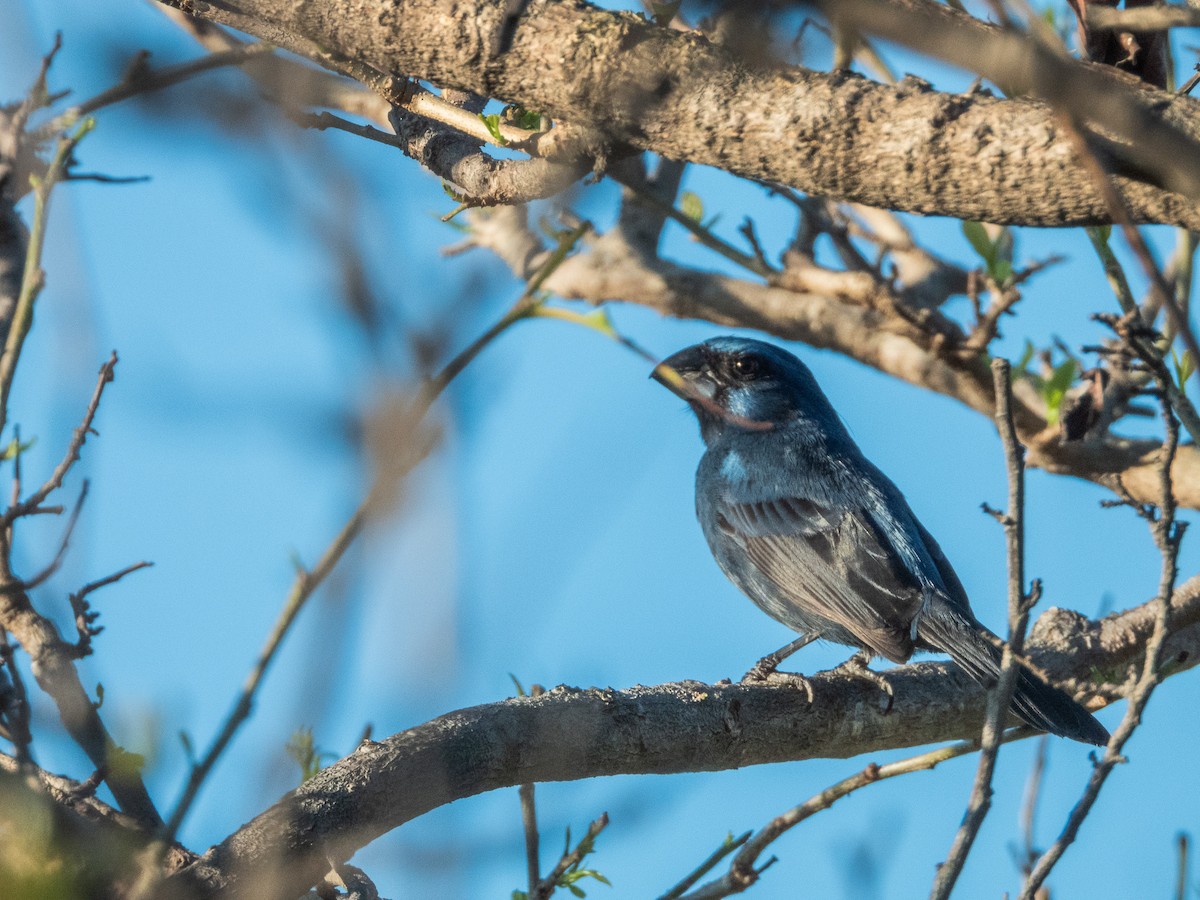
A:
[742,666,815,704]
[831,654,894,714]
[742,659,779,683]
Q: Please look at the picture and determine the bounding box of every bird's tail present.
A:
[916,606,1110,746]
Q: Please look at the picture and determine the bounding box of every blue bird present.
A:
[653,336,1108,746]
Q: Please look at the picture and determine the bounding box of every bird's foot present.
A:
[769,671,815,704]
[742,634,818,683]
[830,652,894,713]
[742,662,814,703]
[742,657,782,683]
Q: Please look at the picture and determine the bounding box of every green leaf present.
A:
[1173,349,1195,388]
[94,682,105,710]
[680,191,704,223]
[509,673,526,697]
[1046,358,1079,395]
[1010,341,1036,382]
[568,886,585,898]
[0,435,35,461]
[576,307,617,338]
[560,866,608,887]
[1040,358,1079,425]
[286,727,335,783]
[993,226,1014,264]
[503,105,543,131]
[512,892,529,900]
[479,112,508,146]
[441,181,468,203]
[962,221,993,264]
[1086,224,1112,246]
[537,217,572,243]
[988,258,1014,287]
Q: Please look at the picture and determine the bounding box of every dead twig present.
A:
[66,561,152,659]
[4,353,116,526]
[931,358,1034,900]
[1020,346,1185,898]
[674,729,1037,899]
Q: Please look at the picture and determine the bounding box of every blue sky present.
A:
[3,1,1199,897]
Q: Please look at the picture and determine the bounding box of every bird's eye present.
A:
[732,355,765,379]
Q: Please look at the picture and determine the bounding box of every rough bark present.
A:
[155,0,1200,229]
[461,206,1200,510]
[165,575,1200,900]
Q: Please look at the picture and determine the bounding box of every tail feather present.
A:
[916,606,1110,746]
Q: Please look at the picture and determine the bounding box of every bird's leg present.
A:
[830,650,894,713]
[743,634,818,681]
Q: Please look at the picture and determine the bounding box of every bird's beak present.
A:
[651,346,717,402]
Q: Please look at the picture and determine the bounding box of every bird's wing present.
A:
[717,495,923,662]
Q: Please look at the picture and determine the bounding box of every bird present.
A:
[652,335,1109,746]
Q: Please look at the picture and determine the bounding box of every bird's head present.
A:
[652,336,838,444]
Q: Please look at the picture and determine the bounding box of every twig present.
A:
[4,353,116,525]
[930,357,1032,900]
[1020,364,1185,898]
[1057,115,1200,414]
[520,683,546,898]
[163,222,592,845]
[520,785,540,896]
[20,481,87,592]
[658,832,751,900]
[66,561,152,658]
[8,425,22,523]
[533,813,609,900]
[294,111,400,149]
[0,628,31,761]
[1015,736,1048,880]
[0,119,96,441]
[676,729,1036,899]
[163,500,367,842]
[34,44,276,140]
[414,220,591,419]
[611,172,774,278]
[1176,833,1190,900]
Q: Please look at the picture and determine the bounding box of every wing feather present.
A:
[719,495,923,662]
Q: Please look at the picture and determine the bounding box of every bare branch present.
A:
[163,500,368,842]
[34,43,277,139]
[931,359,1032,899]
[0,121,95,440]
[1021,350,1186,897]
[169,573,1200,899]
[4,353,116,526]
[471,206,1200,510]
[66,561,153,659]
[676,730,1036,900]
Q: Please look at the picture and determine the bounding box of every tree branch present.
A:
[931,359,1032,898]
[169,575,1200,900]
[468,206,1200,510]
[149,0,1200,229]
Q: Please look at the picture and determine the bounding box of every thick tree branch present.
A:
[151,0,1200,228]
[169,576,1200,900]
[465,207,1200,510]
